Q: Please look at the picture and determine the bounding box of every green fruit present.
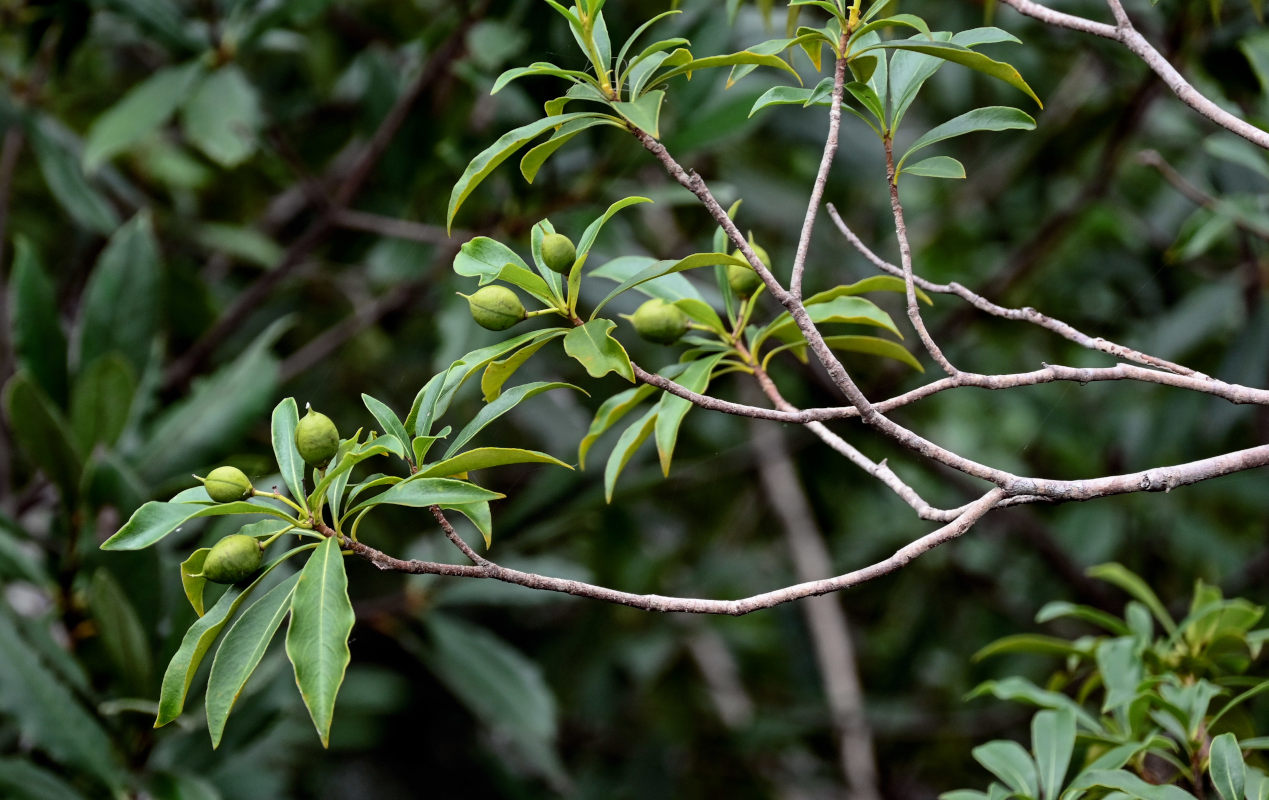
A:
[203,466,253,503]
[295,407,340,469]
[201,534,263,584]
[632,298,689,345]
[727,244,770,297]
[541,232,576,274]
[467,285,526,331]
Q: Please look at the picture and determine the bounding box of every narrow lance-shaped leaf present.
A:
[272,398,306,503]
[521,116,619,183]
[481,332,566,402]
[447,113,603,232]
[972,740,1039,798]
[897,106,1036,173]
[1031,708,1076,800]
[286,537,356,747]
[579,384,659,468]
[445,381,585,458]
[76,213,161,377]
[154,544,315,726]
[361,394,412,465]
[416,447,572,478]
[206,573,300,748]
[605,407,658,502]
[101,498,296,551]
[8,239,68,405]
[654,354,725,477]
[181,548,211,617]
[861,40,1042,108]
[1087,562,1177,634]
[900,155,966,180]
[590,252,745,319]
[83,59,206,170]
[345,477,504,517]
[2,373,82,500]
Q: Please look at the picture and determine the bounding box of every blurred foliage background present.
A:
[1,0,1268,797]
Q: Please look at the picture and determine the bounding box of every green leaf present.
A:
[454,236,533,282]
[8,239,68,405]
[654,353,725,477]
[100,498,296,551]
[564,320,635,382]
[804,275,933,305]
[70,354,136,451]
[286,537,355,747]
[0,607,124,792]
[862,40,1042,107]
[3,372,82,499]
[308,436,397,512]
[83,60,205,170]
[75,213,161,378]
[969,677,1102,732]
[491,62,594,94]
[1088,563,1177,634]
[361,394,412,464]
[155,545,312,727]
[756,296,901,352]
[654,49,801,88]
[590,252,745,318]
[897,106,1036,173]
[444,380,584,458]
[749,84,822,117]
[481,332,567,401]
[1097,637,1143,712]
[30,117,119,234]
[448,113,600,232]
[1035,601,1131,635]
[1066,769,1199,799]
[1209,732,1245,800]
[271,397,306,505]
[886,34,953,133]
[569,195,655,309]
[588,255,705,303]
[579,384,659,468]
[604,407,657,502]
[612,89,666,136]
[1032,708,1075,800]
[180,548,211,617]
[766,334,923,371]
[972,740,1039,798]
[86,569,153,696]
[440,501,495,548]
[972,634,1091,661]
[207,572,300,748]
[345,477,503,516]
[180,65,262,167]
[520,116,618,183]
[417,447,572,478]
[901,155,966,179]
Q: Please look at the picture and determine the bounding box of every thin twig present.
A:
[333,208,463,245]
[997,0,1269,150]
[1138,149,1269,241]
[790,33,849,300]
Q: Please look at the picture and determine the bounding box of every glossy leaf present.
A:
[83,60,204,170]
[181,65,262,167]
[972,634,1090,661]
[271,398,306,505]
[589,255,705,303]
[100,498,295,551]
[861,40,1042,107]
[564,320,635,381]
[765,334,923,371]
[757,296,901,351]
[286,537,355,747]
[579,384,659,468]
[481,332,566,401]
[901,155,966,180]
[971,740,1038,798]
[1035,601,1131,635]
[8,239,67,405]
[969,677,1102,732]
[590,252,745,318]
[1066,769,1198,799]
[207,572,299,748]
[76,213,161,378]
[1088,563,1177,634]
[897,106,1036,173]
[181,548,211,617]
[612,89,665,136]
[491,62,594,94]
[654,353,724,477]
[1031,708,1075,800]
[447,113,599,232]
[521,116,617,183]
[155,545,312,727]
[453,236,533,282]
[570,195,655,308]
[445,380,583,458]
[417,447,572,478]
[604,407,657,502]
[345,477,503,516]
[654,49,801,88]
[361,394,412,464]
[1209,732,1245,800]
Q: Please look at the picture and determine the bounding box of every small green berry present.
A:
[727,243,770,298]
[541,232,577,274]
[201,534,263,585]
[467,285,526,331]
[632,298,689,345]
[202,466,253,503]
[296,407,340,469]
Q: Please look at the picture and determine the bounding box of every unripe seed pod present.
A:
[632,298,689,345]
[467,285,526,331]
[203,466,253,503]
[541,232,577,274]
[295,407,340,469]
[727,243,770,298]
[202,534,263,584]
